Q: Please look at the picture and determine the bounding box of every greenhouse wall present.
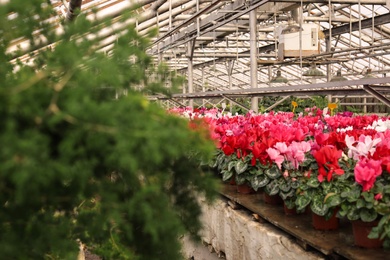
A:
[182,196,324,260]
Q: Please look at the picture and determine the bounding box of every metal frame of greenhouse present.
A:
[7,0,390,112]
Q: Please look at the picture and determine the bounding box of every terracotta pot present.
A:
[263,193,283,205]
[283,202,298,215]
[236,183,254,194]
[312,210,339,230]
[229,175,236,185]
[352,220,383,248]
[256,187,264,194]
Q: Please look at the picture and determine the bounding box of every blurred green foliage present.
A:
[0,1,218,259]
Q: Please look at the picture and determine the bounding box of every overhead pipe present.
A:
[290,8,300,23]
[151,0,166,11]
[138,0,212,26]
[151,0,226,45]
[137,1,198,33]
[92,2,198,51]
[76,1,197,52]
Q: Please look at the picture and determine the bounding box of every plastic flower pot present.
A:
[352,220,383,248]
[236,183,254,194]
[263,193,283,205]
[311,210,339,230]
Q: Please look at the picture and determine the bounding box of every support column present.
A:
[249,9,258,113]
[226,60,235,113]
[202,67,205,107]
[187,40,195,108]
[66,0,82,21]
[326,38,332,104]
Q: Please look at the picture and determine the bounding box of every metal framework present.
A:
[7,0,390,111]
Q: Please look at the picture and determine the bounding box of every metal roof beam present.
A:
[164,77,390,98]
[150,0,286,54]
[324,12,390,37]
[268,0,386,4]
[363,85,390,107]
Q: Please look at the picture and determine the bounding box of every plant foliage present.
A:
[0,1,218,259]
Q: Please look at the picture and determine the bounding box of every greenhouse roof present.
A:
[5,0,390,106]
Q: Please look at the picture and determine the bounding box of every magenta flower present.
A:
[354,158,382,191]
[375,193,383,200]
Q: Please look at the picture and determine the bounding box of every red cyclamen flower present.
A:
[313,145,344,182]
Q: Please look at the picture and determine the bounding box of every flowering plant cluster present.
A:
[171,107,390,247]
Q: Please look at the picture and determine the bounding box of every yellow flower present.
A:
[328,103,337,116]
[291,101,298,112]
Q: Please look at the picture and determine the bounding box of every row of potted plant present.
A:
[170,106,390,249]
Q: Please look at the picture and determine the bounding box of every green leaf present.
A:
[341,188,360,202]
[383,186,390,194]
[299,183,309,191]
[235,160,248,175]
[325,194,342,207]
[296,194,311,211]
[291,181,300,189]
[356,198,366,209]
[280,189,295,200]
[253,168,263,175]
[377,215,390,230]
[347,207,360,221]
[300,158,312,167]
[324,209,336,220]
[311,194,328,216]
[216,153,225,166]
[284,198,295,209]
[368,226,380,239]
[235,174,246,185]
[264,164,282,179]
[360,208,378,223]
[259,163,271,169]
[279,180,291,192]
[321,182,332,193]
[222,170,233,182]
[250,174,269,190]
[307,178,320,188]
[227,161,236,172]
[265,179,279,196]
[310,162,319,170]
[366,202,374,209]
[209,158,218,168]
[362,192,375,203]
[338,205,349,217]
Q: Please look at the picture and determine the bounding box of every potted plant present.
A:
[213,151,259,194]
[295,145,350,230]
[338,132,390,248]
[265,141,315,209]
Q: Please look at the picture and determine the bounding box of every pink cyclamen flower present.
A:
[354,158,382,192]
[274,142,288,154]
[266,147,284,169]
[346,134,381,160]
